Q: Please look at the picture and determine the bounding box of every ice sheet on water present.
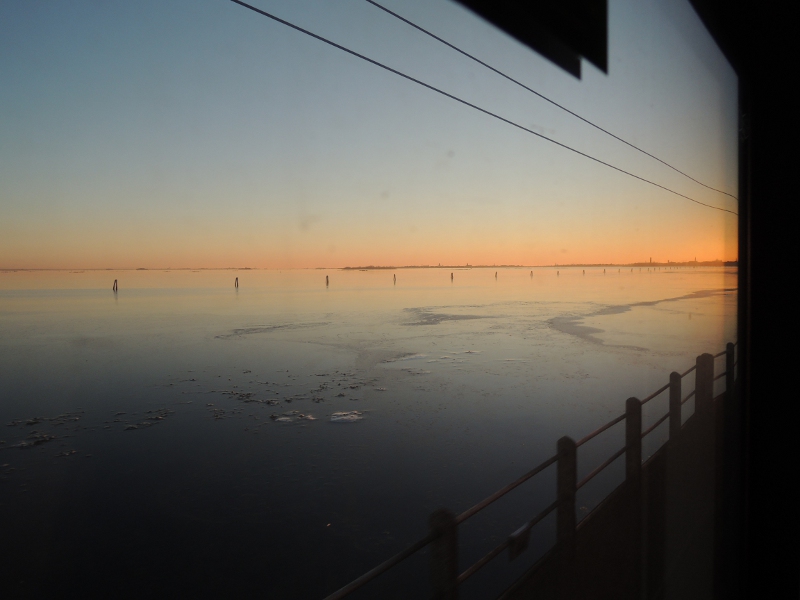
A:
[215,322,330,339]
[382,353,427,363]
[402,307,489,326]
[330,411,363,423]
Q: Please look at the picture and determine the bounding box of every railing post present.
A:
[626,397,642,480]
[556,436,577,599]
[726,342,735,402]
[669,372,682,440]
[695,353,714,416]
[430,508,458,600]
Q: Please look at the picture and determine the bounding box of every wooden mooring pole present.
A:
[430,508,458,600]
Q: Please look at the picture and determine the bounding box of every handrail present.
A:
[510,500,559,547]
[575,413,626,448]
[321,532,435,600]
[457,539,510,584]
[325,476,565,600]
[640,381,670,405]
[495,547,557,600]
[576,446,627,490]
[322,342,736,599]
[455,454,557,525]
[641,411,670,438]
[456,500,558,584]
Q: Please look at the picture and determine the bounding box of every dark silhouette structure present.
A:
[453,0,606,79]
[321,344,738,600]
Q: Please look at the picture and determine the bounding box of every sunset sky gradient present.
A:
[0,0,738,269]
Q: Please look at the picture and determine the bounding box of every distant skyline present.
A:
[0,0,738,269]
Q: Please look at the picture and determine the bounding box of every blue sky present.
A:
[0,0,738,268]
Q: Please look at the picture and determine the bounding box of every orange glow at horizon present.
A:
[0,218,737,270]
[0,188,738,270]
[0,0,738,272]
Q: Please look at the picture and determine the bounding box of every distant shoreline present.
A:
[340,261,737,270]
[1,261,737,272]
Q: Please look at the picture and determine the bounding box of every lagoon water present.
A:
[0,267,737,599]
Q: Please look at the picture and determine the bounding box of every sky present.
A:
[0,0,738,269]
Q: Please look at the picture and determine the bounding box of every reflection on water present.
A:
[0,267,736,598]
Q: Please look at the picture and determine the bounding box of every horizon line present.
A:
[1,260,738,272]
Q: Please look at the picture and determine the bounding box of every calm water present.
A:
[0,267,737,599]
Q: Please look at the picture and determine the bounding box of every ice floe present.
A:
[330,411,363,423]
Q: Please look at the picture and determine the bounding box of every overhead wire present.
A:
[229,0,738,216]
[365,0,738,202]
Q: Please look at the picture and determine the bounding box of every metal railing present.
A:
[322,341,738,600]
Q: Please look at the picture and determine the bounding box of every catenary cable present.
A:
[229,0,737,216]
[365,0,738,201]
